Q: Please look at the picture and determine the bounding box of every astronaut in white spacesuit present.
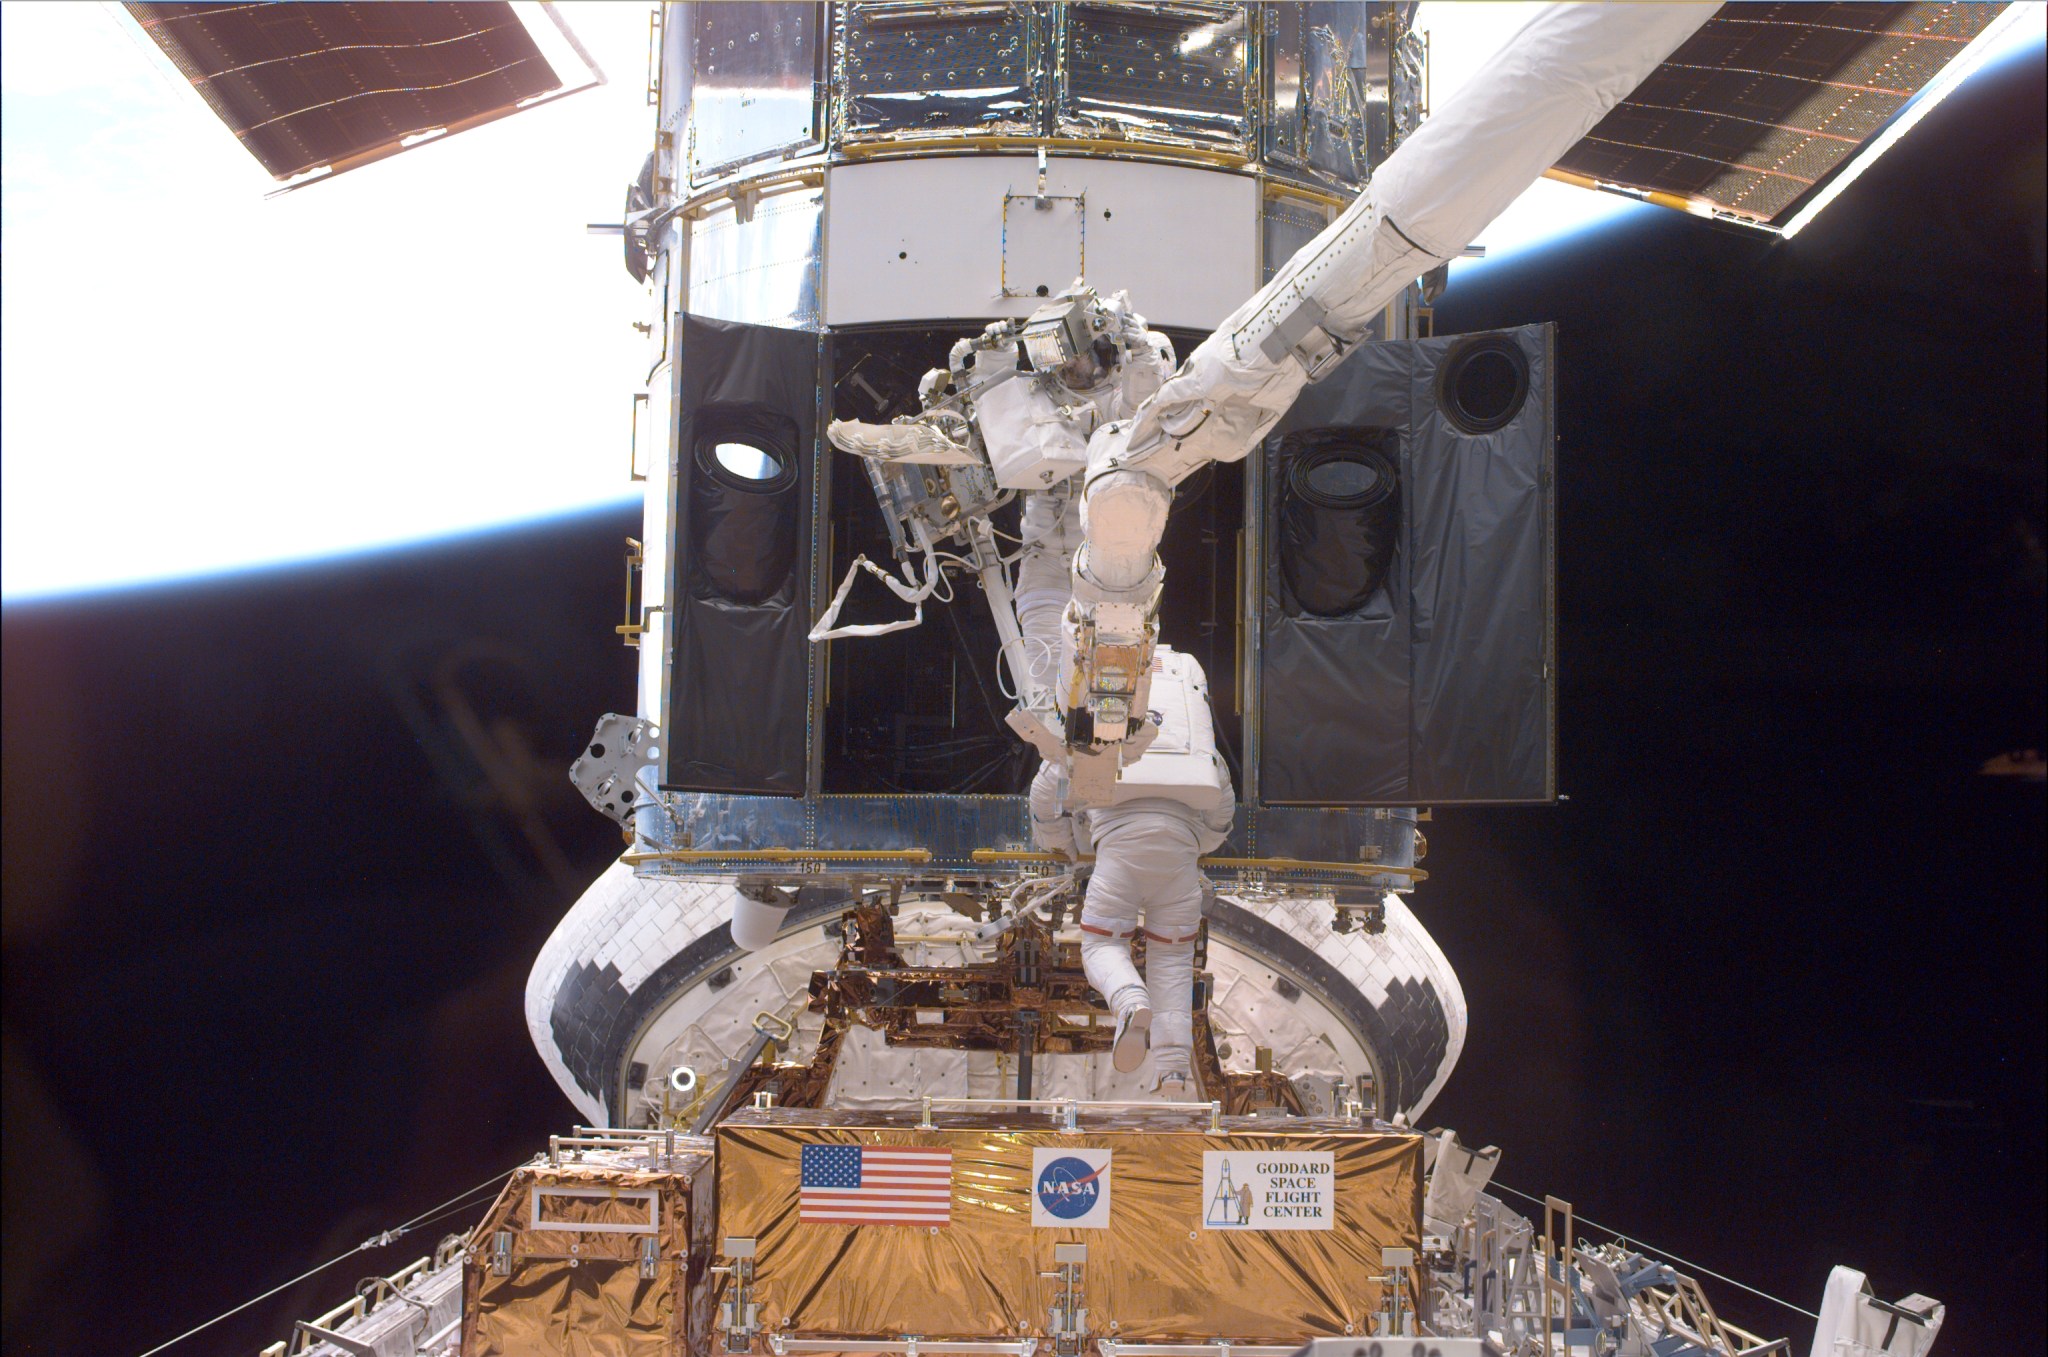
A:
[1019,474,1233,1093]
[991,289,1168,704]
[827,284,1238,1093]
[1031,749,1233,1094]
[978,289,1235,1093]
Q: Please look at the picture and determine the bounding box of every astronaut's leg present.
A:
[1086,812,1206,1081]
[1140,869,1204,1091]
[1077,845,1151,1073]
[1012,485,1080,697]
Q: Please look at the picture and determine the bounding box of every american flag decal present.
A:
[799,1144,953,1226]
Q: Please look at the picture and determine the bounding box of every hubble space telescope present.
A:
[125,0,2019,1350]
[543,0,1579,1134]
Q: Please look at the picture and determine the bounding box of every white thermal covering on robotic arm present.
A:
[1422,1130,1502,1237]
[1077,3,1716,591]
[1809,1268,1945,1357]
[1369,3,1718,259]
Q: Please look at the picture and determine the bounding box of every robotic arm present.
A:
[819,4,1714,804]
[1059,3,1716,799]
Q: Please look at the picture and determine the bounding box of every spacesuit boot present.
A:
[1074,911,1152,1074]
[1078,810,1206,1088]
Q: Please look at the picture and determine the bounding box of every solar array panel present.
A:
[1554,2,2009,229]
[127,2,562,181]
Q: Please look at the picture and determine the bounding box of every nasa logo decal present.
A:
[1030,1147,1112,1228]
[1035,1158,1101,1218]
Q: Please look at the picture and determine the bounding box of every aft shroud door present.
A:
[1258,324,1556,806]
[665,313,822,794]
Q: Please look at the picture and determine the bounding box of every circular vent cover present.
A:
[1437,335,1530,435]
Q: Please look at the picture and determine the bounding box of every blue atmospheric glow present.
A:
[1451,192,1653,283]
[0,495,646,606]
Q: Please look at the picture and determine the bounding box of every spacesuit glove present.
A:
[1032,815,1079,861]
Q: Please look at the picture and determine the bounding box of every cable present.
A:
[941,591,1011,734]
[809,537,944,640]
[997,633,1056,703]
[1489,1180,1820,1321]
[135,1163,522,1357]
[954,746,1024,793]
[929,549,983,580]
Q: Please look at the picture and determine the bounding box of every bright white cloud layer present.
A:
[2,1,655,597]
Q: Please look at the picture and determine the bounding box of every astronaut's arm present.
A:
[1197,784,1236,848]
[1029,759,1079,860]
[1062,4,1715,758]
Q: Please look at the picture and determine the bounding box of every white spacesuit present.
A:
[989,287,1171,700]
[826,286,1239,1093]
[978,290,1236,1093]
[1031,741,1234,1092]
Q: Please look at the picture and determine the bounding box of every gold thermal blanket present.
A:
[717,1107,1423,1342]
[462,1150,716,1356]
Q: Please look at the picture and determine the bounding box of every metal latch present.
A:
[715,1236,761,1353]
[1376,1246,1414,1337]
[1041,1242,1088,1357]
[1259,294,1349,379]
[639,1233,662,1279]
[490,1230,514,1276]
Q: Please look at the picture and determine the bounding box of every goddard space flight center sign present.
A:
[1202,1151,1336,1230]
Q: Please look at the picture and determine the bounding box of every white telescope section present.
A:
[823,156,1259,331]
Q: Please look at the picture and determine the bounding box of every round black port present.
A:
[702,440,794,493]
[1035,284,1049,296]
[690,407,803,604]
[1277,431,1401,618]
[1296,450,1395,509]
[1437,334,1530,435]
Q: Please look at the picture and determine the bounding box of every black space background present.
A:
[4,49,2043,1357]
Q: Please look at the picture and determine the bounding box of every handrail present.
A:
[970,848,1425,880]
[770,1341,1038,1357]
[918,1095,1224,1132]
[624,847,933,865]
[624,846,1418,878]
